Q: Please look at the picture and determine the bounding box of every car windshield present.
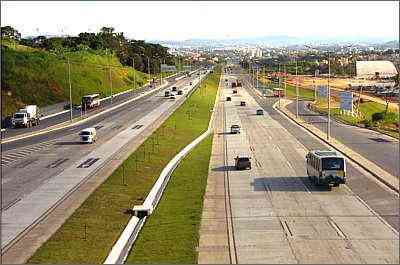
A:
[14,113,25,118]
[239,158,249,162]
[232,125,239,128]
[81,131,92,135]
[322,157,344,170]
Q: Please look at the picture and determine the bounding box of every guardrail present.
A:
[104,70,213,264]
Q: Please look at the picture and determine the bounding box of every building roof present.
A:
[356,61,398,78]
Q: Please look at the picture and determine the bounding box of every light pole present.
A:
[327,52,331,141]
[278,62,281,108]
[147,57,151,86]
[132,57,135,96]
[68,57,73,121]
[296,57,299,118]
[109,66,113,105]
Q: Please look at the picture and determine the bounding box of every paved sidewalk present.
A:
[197,76,231,264]
[278,98,399,192]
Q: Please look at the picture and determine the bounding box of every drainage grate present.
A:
[77,158,100,168]
[132,124,144,130]
[47,158,69,169]
[369,137,392,143]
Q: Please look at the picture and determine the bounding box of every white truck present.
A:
[12,105,41,128]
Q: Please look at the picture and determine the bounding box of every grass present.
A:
[28,66,221,264]
[1,41,149,117]
[313,99,399,139]
[126,134,213,263]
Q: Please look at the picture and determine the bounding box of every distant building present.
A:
[356,61,398,79]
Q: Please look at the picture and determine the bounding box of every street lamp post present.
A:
[67,57,73,122]
[327,53,331,141]
[147,57,151,86]
[296,57,299,118]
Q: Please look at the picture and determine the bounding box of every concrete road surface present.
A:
[200,72,398,263]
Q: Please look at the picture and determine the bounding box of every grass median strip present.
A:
[126,134,213,264]
[28,67,221,264]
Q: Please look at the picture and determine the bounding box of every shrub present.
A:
[371,112,385,122]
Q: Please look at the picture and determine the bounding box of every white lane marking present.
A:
[342,184,399,236]
[328,219,347,239]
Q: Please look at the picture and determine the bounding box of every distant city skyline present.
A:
[1,1,399,41]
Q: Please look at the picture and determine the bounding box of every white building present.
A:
[356,61,398,79]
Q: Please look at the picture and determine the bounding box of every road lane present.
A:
[219,72,398,263]
[0,72,207,251]
[1,73,185,140]
[286,100,399,178]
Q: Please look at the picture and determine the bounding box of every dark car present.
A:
[177,90,183,95]
[189,82,193,85]
[230,125,240,134]
[240,101,246,106]
[235,156,251,170]
[256,109,263,115]
[172,86,177,92]
[233,90,237,94]
[169,95,176,99]
[165,91,170,97]
[226,97,231,101]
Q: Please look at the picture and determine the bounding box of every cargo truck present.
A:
[12,105,41,128]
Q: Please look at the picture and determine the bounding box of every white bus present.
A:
[306,150,346,188]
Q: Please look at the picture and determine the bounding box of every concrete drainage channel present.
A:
[104,71,217,264]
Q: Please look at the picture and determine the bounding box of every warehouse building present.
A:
[356,60,398,79]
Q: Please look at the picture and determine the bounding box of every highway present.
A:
[285,100,399,178]
[1,73,184,141]
[247,75,399,179]
[0,71,205,251]
[199,70,399,263]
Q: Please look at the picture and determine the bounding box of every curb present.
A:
[274,99,399,193]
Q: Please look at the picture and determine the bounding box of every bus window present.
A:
[322,157,344,170]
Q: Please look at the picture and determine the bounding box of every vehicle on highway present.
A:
[177,90,183,95]
[240,101,246,106]
[226,96,231,101]
[233,90,237,94]
[189,82,192,85]
[165,90,170,97]
[172,86,177,92]
[306,150,346,188]
[79,127,97,144]
[82,94,100,110]
[169,95,176,100]
[273,88,284,97]
[12,105,40,128]
[230,124,240,134]
[234,155,251,170]
[256,109,264,115]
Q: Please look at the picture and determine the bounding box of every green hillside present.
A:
[1,40,151,117]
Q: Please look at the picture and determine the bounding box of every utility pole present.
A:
[133,57,135,93]
[68,57,73,122]
[327,53,331,141]
[109,66,113,105]
[284,64,287,98]
[147,57,150,86]
[278,63,281,108]
[296,57,299,118]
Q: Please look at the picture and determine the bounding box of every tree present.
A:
[1,26,21,40]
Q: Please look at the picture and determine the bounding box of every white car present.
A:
[79,128,97,144]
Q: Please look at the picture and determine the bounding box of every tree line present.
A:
[1,26,178,74]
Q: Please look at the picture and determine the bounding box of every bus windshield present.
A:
[322,157,344,170]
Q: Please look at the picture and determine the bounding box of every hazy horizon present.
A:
[2,1,399,41]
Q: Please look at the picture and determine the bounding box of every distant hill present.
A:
[152,35,398,47]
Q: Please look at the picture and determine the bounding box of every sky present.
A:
[1,1,399,41]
